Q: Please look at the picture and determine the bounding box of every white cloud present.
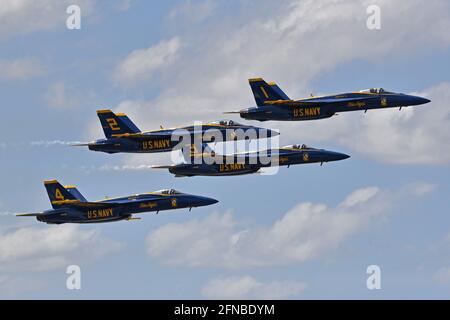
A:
[333,83,450,164]
[0,0,96,40]
[406,182,437,197]
[146,184,430,269]
[201,275,306,299]
[168,0,217,23]
[45,82,74,109]
[114,37,181,86]
[0,58,45,81]
[44,82,96,109]
[0,225,122,272]
[341,187,380,208]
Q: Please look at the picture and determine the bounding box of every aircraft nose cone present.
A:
[411,96,431,105]
[419,97,431,105]
[200,197,219,206]
[207,198,219,205]
[330,152,350,161]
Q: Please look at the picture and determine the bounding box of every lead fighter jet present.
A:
[74,110,278,154]
[16,180,218,224]
[152,144,350,177]
[226,78,431,121]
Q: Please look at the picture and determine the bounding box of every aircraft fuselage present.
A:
[239,92,430,121]
[164,147,350,177]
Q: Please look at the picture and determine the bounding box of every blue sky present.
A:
[0,0,450,299]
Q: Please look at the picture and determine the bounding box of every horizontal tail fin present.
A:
[116,113,141,133]
[64,186,88,202]
[268,82,290,100]
[249,78,290,106]
[44,180,85,208]
[97,110,141,138]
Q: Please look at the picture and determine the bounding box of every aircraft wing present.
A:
[111,131,186,139]
[264,96,378,106]
[50,200,123,208]
[109,132,151,139]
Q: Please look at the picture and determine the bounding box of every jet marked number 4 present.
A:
[55,189,65,201]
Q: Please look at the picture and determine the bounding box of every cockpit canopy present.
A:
[157,189,183,195]
[285,144,313,150]
[211,120,243,127]
[359,88,393,94]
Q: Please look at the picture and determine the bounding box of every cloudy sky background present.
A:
[0,0,450,299]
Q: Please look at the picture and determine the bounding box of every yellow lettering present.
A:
[143,139,170,150]
[348,102,366,108]
[87,209,113,219]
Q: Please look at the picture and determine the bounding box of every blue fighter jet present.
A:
[16,180,218,224]
[74,110,278,154]
[152,143,350,177]
[226,78,431,121]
